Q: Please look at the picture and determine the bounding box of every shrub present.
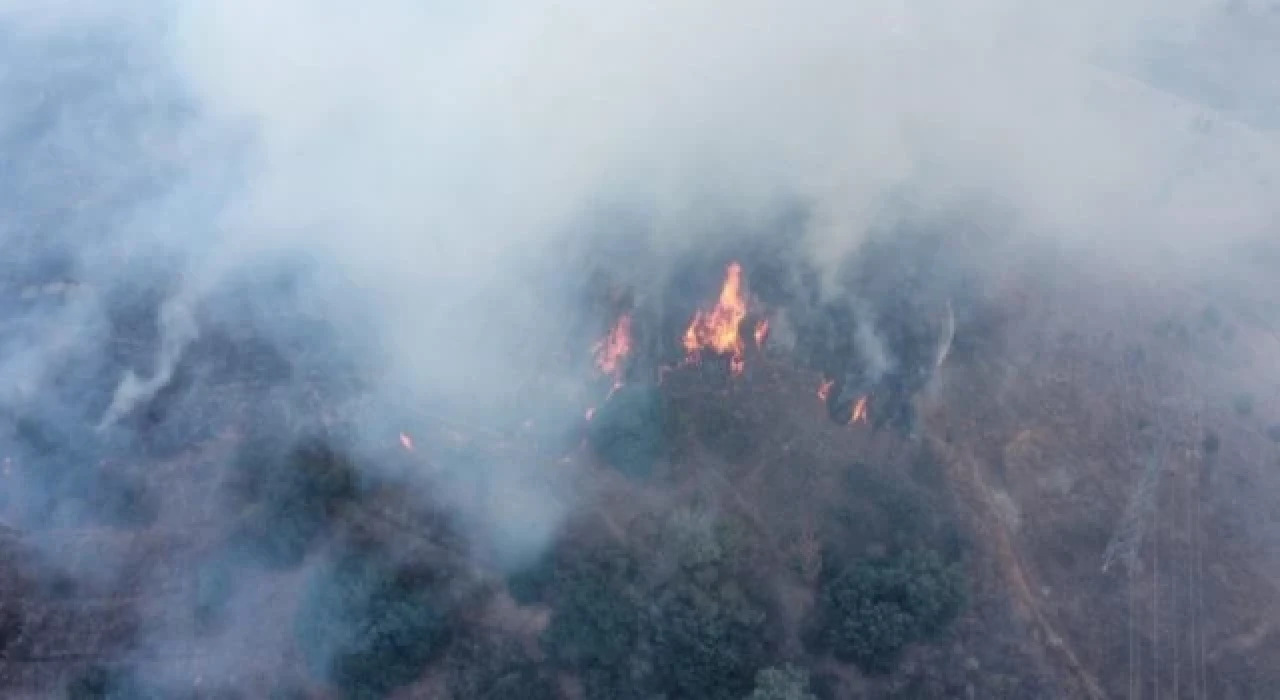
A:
[814,549,964,674]
[505,553,556,605]
[446,636,561,700]
[9,414,158,529]
[191,556,235,635]
[663,505,737,572]
[472,665,559,700]
[66,665,159,700]
[230,437,360,568]
[1234,393,1255,417]
[1199,305,1222,329]
[687,401,757,462]
[586,385,672,479]
[85,473,160,528]
[267,684,312,700]
[1202,430,1221,455]
[296,548,452,699]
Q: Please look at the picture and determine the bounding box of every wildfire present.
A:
[683,262,749,374]
[399,432,414,451]
[753,319,770,348]
[593,313,632,382]
[587,313,633,422]
[850,396,869,424]
[817,378,833,402]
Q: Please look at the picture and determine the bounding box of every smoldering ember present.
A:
[4,6,1280,700]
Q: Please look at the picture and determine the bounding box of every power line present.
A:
[1153,442,1161,700]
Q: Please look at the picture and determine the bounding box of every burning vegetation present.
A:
[682,261,752,374]
[580,254,921,447]
[18,223,1266,700]
[2,232,989,699]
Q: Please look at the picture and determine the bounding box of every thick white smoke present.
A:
[2,0,1276,568]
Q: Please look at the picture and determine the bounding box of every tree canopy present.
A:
[813,549,964,674]
[296,547,453,699]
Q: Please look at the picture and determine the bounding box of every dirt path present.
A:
[928,433,1107,700]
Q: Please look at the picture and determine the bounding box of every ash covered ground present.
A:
[3,4,1280,700]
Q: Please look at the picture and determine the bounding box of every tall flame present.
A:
[817,378,833,402]
[587,313,632,422]
[683,262,749,374]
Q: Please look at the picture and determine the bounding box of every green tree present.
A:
[296,548,452,699]
[541,547,645,672]
[65,665,160,700]
[650,578,773,700]
[586,385,672,479]
[505,551,556,605]
[447,636,560,700]
[229,437,360,568]
[541,537,777,700]
[746,665,818,700]
[814,549,964,674]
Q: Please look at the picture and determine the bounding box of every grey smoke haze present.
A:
[853,302,895,385]
[0,0,1277,693]
[1,0,1275,558]
[97,294,197,429]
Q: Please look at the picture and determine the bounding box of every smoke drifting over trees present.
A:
[1,0,1278,697]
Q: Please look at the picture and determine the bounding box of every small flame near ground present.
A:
[753,319,769,349]
[816,378,869,426]
[683,262,749,375]
[399,432,414,451]
[850,396,869,425]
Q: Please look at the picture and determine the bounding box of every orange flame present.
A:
[850,396,869,424]
[399,433,414,451]
[593,313,632,381]
[683,262,749,374]
[585,314,632,421]
[817,378,833,402]
[753,319,770,348]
